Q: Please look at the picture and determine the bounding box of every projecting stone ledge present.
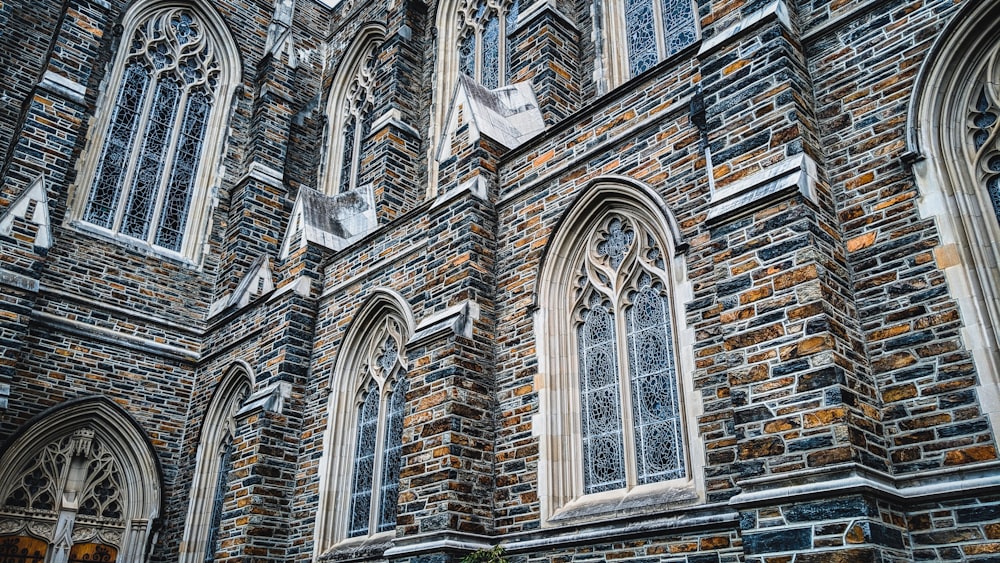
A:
[279,184,376,258]
[437,74,546,162]
[707,154,820,226]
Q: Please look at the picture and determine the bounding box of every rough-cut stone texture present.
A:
[2,0,1000,562]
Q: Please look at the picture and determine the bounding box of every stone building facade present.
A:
[1,0,999,561]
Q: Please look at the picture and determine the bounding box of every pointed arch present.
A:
[179,363,253,563]
[67,0,242,263]
[320,23,386,195]
[315,289,415,554]
[0,397,164,562]
[535,178,702,523]
[907,0,1000,434]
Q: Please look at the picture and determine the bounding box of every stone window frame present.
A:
[315,289,415,555]
[178,364,252,563]
[0,397,163,562]
[66,0,240,265]
[596,0,699,90]
[908,0,1000,435]
[319,25,385,196]
[535,178,703,524]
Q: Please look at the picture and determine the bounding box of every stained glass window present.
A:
[377,375,408,532]
[456,0,520,88]
[579,293,626,493]
[348,382,380,538]
[330,43,378,194]
[204,441,234,563]
[620,0,697,78]
[575,215,686,495]
[82,8,221,254]
[348,330,408,537]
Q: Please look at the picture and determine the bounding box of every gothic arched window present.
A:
[537,181,701,522]
[321,28,384,195]
[71,2,239,261]
[576,216,685,493]
[598,0,698,88]
[315,291,414,553]
[347,329,408,537]
[179,367,250,563]
[457,0,520,89]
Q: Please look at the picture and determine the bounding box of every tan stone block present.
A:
[846,231,876,252]
[804,407,847,428]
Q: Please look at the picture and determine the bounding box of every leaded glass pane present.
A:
[121,78,180,240]
[85,63,150,228]
[338,114,357,194]
[348,382,380,537]
[988,158,1000,224]
[505,0,520,83]
[204,441,234,563]
[578,292,626,494]
[482,14,500,89]
[626,275,685,484]
[377,375,408,532]
[625,0,658,77]
[155,90,209,251]
[661,0,697,56]
[459,32,476,78]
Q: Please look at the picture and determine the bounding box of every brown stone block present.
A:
[741,285,774,305]
[986,523,1000,539]
[945,445,998,465]
[780,334,834,360]
[764,417,800,433]
[870,323,909,341]
[773,264,819,291]
[807,445,854,466]
[739,436,785,459]
[724,322,786,350]
[883,383,917,402]
[872,352,917,373]
[963,543,1000,555]
[846,231,877,252]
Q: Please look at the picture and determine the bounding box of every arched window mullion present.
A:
[613,288,639,489]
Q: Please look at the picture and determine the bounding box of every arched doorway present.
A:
[0,399,162,562]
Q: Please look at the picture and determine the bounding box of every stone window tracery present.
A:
[970,66,1000,223]
[315,291,414,554]
[537,182,701,523]
[574,215,685,495]
[0,430,127,561]
[83,8,218,253]
[333,43,379,194]
[71,2,238,262]
[456,0,520,89]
